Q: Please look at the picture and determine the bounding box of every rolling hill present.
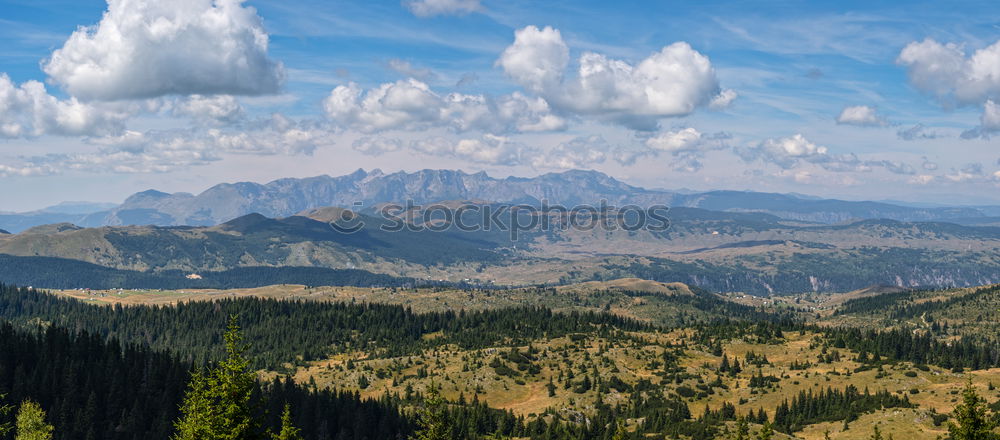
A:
[3,203,1000,293]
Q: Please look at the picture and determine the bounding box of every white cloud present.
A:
[0,74,126,138]
[173,95,244,125]
[897,38,1000,107]
[738,134,829,169]
[897,124,941,141]
[352,137,403,156]
[0,164,58,178]
[909,174,936,185]
[43,0,284,101]
[496,26,569,94]
[323,80,442,133]
[411,134,532,166]
[322,79,566,134]
[983,100,1000,131]
[532,135,611,170]
[386,59,436,81]
[961,100,1000,139]
[11,114,324,175]
[836,105,888,127]
[497,25,724,129]
[610,128,729,172]
[644,127,712,153]
[403,0,482,17]
[709,89,738,110]
[737,134,915,175]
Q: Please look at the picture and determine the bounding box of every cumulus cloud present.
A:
[532,135,611,170]
[737,134,830,169]
[411,134,532,165]
[403,0,482,17]
[0,74,126,138]
[737,134,915,174]
[322,79,566,134]
[644,127,715,153]
[497,25,725,129]
[43,0,284,101]
[897,124,941,141]
[9,114,324,175]
[836,105,888,127]
[897,38,1000,107]
[961,99,1000,139]
[173,95,244,125]
[608,128,729,171]
[709,89,738,110]
[324,80,441,132]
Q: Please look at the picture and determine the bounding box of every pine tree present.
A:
[948,379,1000,440]
[870,425,883,440]
[271,405,302,440]
[173,369,215,439]
[756,421,774,440]
[15,400,53,440]
[411,383,452,440]
[735,416,750,440]
[173,315,261,440]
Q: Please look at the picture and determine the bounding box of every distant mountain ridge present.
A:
[2,207,1000,293]
[0,169,994,232]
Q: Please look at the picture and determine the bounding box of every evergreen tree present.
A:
[411,383,452,440]
[756,421,774,440]
[735,416,750,440]
[173,369,215,439]
[14,400,53,440]
[870,426,883,440]
[271,405,302,440]
[173,315,261,440]
[948,379,1000,440]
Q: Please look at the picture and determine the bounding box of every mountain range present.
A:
[3,168,1000,294]
[2,201,999,294]
[1,169,996,233]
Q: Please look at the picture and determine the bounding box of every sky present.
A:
[1,0,1000,211]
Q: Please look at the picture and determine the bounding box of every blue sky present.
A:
[0,0,999,211]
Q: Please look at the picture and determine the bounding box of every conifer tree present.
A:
[735,416,750,440]
[411,383,452,440]
[272,405,303,440]
[14,400,53,440]
[948,379,1000,440]
[756,421,774,440]
[173,315,261,440]
[870,425,883,440]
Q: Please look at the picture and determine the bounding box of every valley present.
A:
[3,280,993,439]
